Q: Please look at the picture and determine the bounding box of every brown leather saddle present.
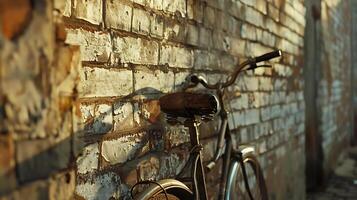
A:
[159,92,219,119]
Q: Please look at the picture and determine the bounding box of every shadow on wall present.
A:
[0,85,183,198]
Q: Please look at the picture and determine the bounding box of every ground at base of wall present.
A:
[307,146,357,200]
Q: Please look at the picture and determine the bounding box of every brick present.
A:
[76,143,99,174]
[78,67,133,97]
[241,23,257,40]
[162,0,186,17]
[49,170,75,200]
[268,3,279,22]
[140,100,161,123]
[65,29,112,62]
[204,6,216,27]
[244,6,264,28]
[186,24,199,46]
[228,0,244,19]
[134,69,175,93]
[164,19,187,42]
[259,77,273,91]
[132,8,150,35]
[76,172,127,200]
[73,0,102,25]
[54,0,71,17]
[138,157,160,181]
[114,36,159,65]
[113,102,135,132]
[212,31,230,51]
[199,27,212,48]
[229,37,246,57]
[244,109,260,125]
[101,132,149,165]
[105,1,132,31]
[215,11,229,32]
[256,1,267,14]
[75,103,113,134]
[150,14,164,38]
[241,0,256,7]
[16,138,71,183]
[164,125,190,149]
[159,152,188,177]
[0,135,16,194]
[147,0,163,10]
[187,0,204,23]
[160,45,193,68]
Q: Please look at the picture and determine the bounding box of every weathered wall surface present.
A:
[351,0,357,144]
[317,0,352,174]
[0,0,350,200]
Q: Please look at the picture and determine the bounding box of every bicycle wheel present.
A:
[133,179,193,200]
[226,147,268,200]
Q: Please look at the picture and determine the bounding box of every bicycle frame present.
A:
[175,87,248,200]
[133,50,281,200]
[175,50,282,199]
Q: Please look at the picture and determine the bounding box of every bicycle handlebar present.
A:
[189,50,282,90]
[254,50,282,63]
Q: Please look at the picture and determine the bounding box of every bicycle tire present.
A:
[226,147,268,200]
[133,179,193,200]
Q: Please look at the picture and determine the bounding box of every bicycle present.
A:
[131,50,282,200]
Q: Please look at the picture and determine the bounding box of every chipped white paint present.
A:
[76,172,129,200]
[73,0,102,25]
[65,29,112,62]
[76,143,99,174]
[78,67,133,97]
[101,132,147,165]
[113,102,134,131]
[134,69,174,93]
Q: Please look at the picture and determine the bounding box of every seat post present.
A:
[184,118,208,200]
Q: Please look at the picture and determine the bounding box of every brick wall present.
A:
[318,0,352,173]
[0,0,353,200]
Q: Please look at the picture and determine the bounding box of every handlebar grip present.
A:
[255,50,282,63]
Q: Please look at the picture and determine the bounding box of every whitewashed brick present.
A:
[245,109,260,125]
[75,103,113,134]
[162,0,186,17]
[73,0,102,24]
[160,45,193,68]
[187,24,199,46]
[229,37,246,57]
[241,23,257,40]
[244,6,264,28]
[65,29,112,62]
[54,0,71,17]
[113,102,135,132]
[132,8,150,35]
[147,0,163,10]
[134,69,174,93]
[76,143,99,174]
[273,63,292,77]
[114,36,159,65]
[187,0,204,23]
[76,172,128,200]
[259,77,273,91]
[151,14,164,38]
[78,67,133,97]
[230,94,249,110]
[105,1,132,31]
[101,132,148,165]
[165,126,190,148]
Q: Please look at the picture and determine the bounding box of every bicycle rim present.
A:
[226,154,268,200]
